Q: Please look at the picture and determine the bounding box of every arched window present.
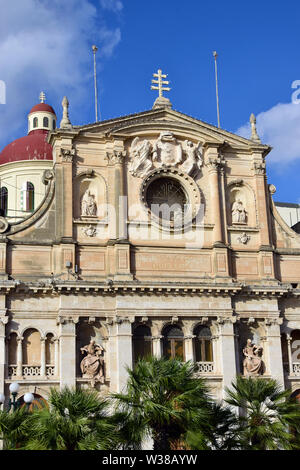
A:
[162,325,184,360]
[33,117,38,128]
[52,119,56,130]
[194,326,213,362]
[0,187,8,216]
[43,117,49,128]
[8,333,18,365]
[133,325,152,363]
[26,182,34,211]
[291,330,300,363]
[22,328,41,366]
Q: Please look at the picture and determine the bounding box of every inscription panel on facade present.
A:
[133,250,212,276]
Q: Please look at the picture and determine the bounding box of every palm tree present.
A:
[185,401,241,450]
[225,375,300,450]
[0,407,30,449]
[24,387,118,450]
[113,357,213,450]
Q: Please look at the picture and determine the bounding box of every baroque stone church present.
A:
[0,77,300,407]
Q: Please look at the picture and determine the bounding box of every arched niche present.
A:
[75,320,106,376]
[22,328,41,366]
[73,173,107,219]
[227,181,257,227]
[237,320,266,375]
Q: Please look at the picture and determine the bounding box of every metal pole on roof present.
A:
[92,45,101,122]
[213,51,221,128]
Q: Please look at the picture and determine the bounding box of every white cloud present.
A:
[236,101,300,164]
[100,0,123,12]
[0,0,122,149]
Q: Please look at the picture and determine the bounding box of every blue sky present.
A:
[1,0,300,202]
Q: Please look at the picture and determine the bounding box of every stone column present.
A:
[205,147,224,245]
[16,336,23,378]
[252,159,271,248]
[287,334,293,376]
[40,337,46,378]
[0,317,8,397]
[54,338,59,377]
[107,317,133,393]
[54,145,75,242]
[105,150,127,241]
[264,318,284,386]
[218,317,237,396]
[184,335,195,362]
[58,317,78,389]
[152,336,162,358]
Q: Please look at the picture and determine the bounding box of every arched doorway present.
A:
[19,393,48,412]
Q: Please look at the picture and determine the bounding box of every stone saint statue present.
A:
[80,340,105,387]
[232,199,247,224]
[243,339,263,376]
[81,190,97,216]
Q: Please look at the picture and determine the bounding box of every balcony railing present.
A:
[293,363,300,376]
[7,365,56,378]
[194,361,215,376]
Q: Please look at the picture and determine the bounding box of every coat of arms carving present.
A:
[128,131,203,178]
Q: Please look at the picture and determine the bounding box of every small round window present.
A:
[145,177,188,222]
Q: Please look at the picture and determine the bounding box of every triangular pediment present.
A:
[74,107,270,155]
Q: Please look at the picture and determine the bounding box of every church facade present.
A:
[0,87,300,406]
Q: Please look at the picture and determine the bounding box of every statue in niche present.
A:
[232,198,247,224]
[80,340,105,387]
[81,190,97,216]
[129,137,153,177]
[181,140,203,175]
[153,131,182,166]
[243,339,263,376]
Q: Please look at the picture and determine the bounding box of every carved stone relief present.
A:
[129,131,203,178]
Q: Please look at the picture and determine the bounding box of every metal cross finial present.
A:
[151,69,171,98]
[39,91,46,103]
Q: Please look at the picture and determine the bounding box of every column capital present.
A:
[59,147,76,163]
[206,156,225,172]
[252,161,266,175]
[105,150,126,166]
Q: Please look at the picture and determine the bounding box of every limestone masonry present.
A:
[0,90,299,406]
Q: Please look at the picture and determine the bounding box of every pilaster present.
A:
[217,316,237,396]
[106,316,133,392]
[57,316,78,389]
[264,317,284,386]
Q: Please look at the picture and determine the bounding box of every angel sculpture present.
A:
[181,140,203,175]
[129,137,153,178]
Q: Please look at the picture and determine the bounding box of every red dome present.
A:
[0,130,53,164]
[29,103,56,115]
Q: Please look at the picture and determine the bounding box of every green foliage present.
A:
[23,387,118,450]
[113,356,214,450]
[1,365,300,451]
[0,407,30,449]
[225,375,300,450]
